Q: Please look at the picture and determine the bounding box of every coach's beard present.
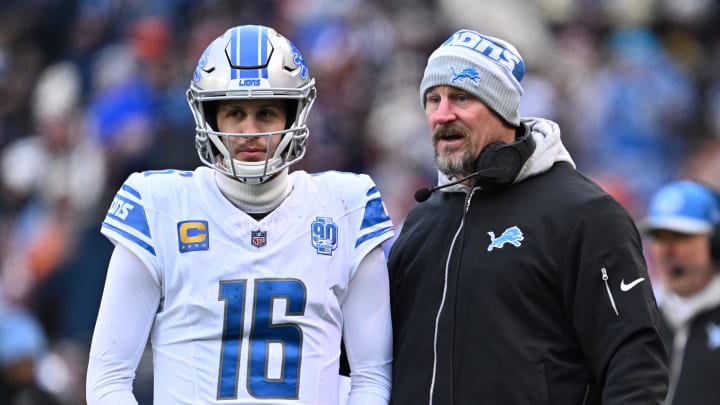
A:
[435,147,476,180]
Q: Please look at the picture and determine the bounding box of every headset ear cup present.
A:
[474,142,504,171]
[473,130,535,190]
[474,143,525,187]
[712,190,720,267]
[711,225,720,267]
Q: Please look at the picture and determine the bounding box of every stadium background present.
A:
[0,0,719,403]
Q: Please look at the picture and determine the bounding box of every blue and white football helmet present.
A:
[187,25,316,183]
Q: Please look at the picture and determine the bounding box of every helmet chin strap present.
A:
[226,156,283,184]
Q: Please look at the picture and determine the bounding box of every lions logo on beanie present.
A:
[420,29,525,126]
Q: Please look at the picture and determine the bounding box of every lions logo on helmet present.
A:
[187,25,317,184]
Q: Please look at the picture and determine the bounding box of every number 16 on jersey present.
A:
[217,278,307,400]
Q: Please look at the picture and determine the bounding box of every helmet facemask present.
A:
[187,25,316,184]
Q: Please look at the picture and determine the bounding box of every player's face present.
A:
[425,85,513,179]
[216,99,287,162]
[650,230,715,297]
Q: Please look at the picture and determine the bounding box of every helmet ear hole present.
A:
[203,101,221,158]
[285,100,298,130]
[204,101,219,131]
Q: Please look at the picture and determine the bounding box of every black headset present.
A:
[712,225,720,265]
[472,124,536,191]
[711,188,720,265]
[414,124,536,202]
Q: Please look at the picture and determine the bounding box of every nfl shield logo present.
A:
[251,230,267,248]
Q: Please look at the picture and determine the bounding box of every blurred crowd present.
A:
[0,0,719,403]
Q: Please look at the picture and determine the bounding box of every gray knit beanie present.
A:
[420,29,525,126]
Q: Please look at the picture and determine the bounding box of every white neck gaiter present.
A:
[214,169,292,214]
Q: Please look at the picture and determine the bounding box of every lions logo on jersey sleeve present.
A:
[102,182,155,256]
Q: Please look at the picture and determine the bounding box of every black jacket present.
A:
[659,280,720,405]
[389,161,668,404]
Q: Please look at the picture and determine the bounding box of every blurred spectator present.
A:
[124,15,198,171]
[642,180,720,404]
[0,61,106,306]
[0,304,63,405]
[84,43,156,187]
[574,28,697,208]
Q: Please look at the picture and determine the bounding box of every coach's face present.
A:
[424,85,514,181]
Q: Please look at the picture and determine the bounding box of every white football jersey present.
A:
[100,167,394,404]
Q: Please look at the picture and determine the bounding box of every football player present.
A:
[86,25,394,405]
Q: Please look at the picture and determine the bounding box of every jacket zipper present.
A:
[580,384,590,405]
[600,267,619,316]
[429,189,475,405]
